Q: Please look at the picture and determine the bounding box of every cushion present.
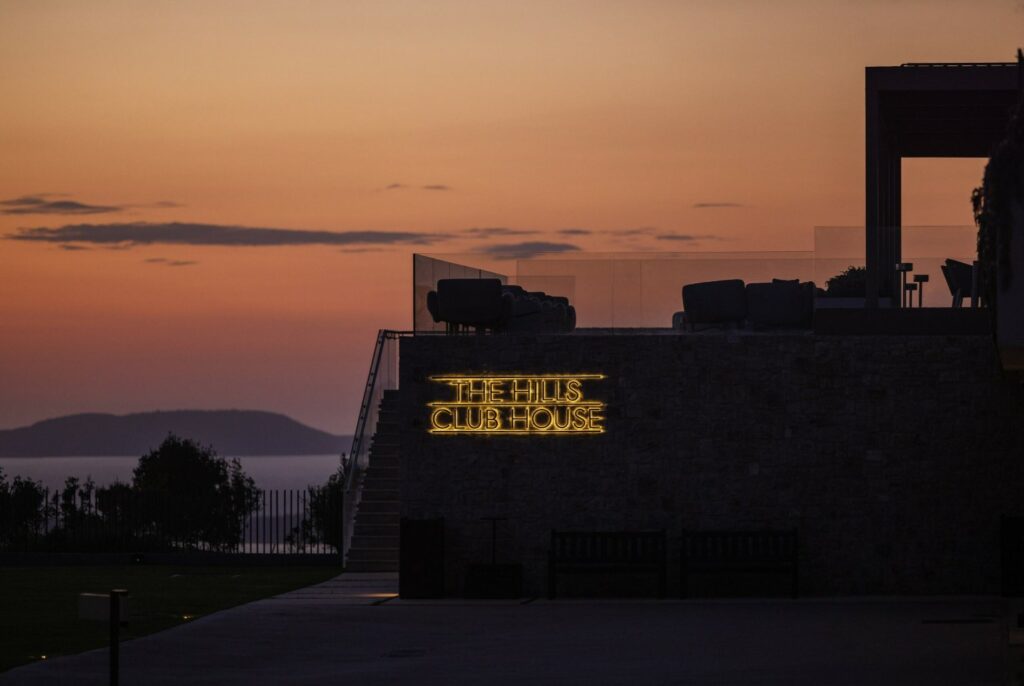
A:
[682,279,747,324]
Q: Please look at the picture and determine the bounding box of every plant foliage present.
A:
[824,266,867,298]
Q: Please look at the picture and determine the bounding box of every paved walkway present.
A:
[2,575,1013,685]
[269,572,398,604]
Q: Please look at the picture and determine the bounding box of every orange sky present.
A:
[0,1,1020,433]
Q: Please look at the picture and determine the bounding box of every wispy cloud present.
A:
[462,227,540,239]
[145,257,196,267]
[381,183,452,192]
[1,195,121,215]
[692,202,744,209]
[558,228,592,236]
[7,222,450,248]
[338,247,387,254]
[0,194,182,216]
[603,227,659,237]
[478,241,580,260]
[655,233,720,242]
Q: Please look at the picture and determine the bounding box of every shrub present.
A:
[823,266,867,298]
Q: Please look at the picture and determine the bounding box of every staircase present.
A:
[345,389,400,572]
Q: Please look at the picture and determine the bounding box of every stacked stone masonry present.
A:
[399,333,1024,596]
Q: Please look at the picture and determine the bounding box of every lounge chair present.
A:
[940,259,976,308]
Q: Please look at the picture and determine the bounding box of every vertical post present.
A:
[491,518,497,565]
[109,589,126,686]
[865,74,880,308]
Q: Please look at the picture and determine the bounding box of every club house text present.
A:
[428,374,606,434]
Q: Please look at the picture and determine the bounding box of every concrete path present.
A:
[2,579,1012,685]
[269,572,398,604]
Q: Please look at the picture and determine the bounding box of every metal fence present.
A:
[0,488,342,555]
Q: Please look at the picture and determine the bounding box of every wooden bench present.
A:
[681,529,799,598]
[548,530,667,599]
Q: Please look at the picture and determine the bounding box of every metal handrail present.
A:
[899,62,1015,68]
[344,329,387,492]
[341,329,415,558]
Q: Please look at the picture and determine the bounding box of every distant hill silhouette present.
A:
[0,411,349,457]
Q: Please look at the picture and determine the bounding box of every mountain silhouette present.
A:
[0,410,348,457]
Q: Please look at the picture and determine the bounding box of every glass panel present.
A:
[414,225,978,328]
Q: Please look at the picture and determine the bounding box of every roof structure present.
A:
[865,61,1021,305]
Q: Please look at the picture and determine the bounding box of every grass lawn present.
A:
[0,565,342,673]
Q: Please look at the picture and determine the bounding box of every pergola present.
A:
[865,62,1020,306]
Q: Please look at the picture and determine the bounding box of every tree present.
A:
[823,266,867,298]
[132,434,259,551]
[972,50,1024,312]
[289,467,344,552]
[0,469,46,548]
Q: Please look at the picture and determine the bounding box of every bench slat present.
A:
[681,529,799,599]
[549,530,667,599]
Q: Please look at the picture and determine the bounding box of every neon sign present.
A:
[428,374,606,435]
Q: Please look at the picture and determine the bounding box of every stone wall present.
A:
[398,332,1024,596]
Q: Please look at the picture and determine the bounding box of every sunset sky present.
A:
[1,1,1020,434]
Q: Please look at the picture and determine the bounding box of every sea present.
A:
[0,455,343,492]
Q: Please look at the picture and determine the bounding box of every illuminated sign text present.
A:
[428,374,606,435]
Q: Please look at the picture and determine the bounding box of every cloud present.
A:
[7,222,450,248]
[58,244,89,251]
[462,227,540,238]
[692,202,744,209]
[144,257,196,267]
[1,194,183,215]
[381,183,452,192]
[656,232,721,242]
[1,195,121,215]
[558,228,592,236]
[603,227,658,237]
[338,247,387,254]
[478,241,580,260]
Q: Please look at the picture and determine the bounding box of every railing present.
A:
[0,488,341,555]
[900,62,1016,68]
[342,329,405,557]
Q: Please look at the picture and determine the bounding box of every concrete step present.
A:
[367,460,399,470]
[357,500,399,513]
[360,489,399,502]
[348,547,399,562]
[346,559,399,573]
[365,467,399,480]
[352,511,397,525]
[348,535,399,549]
[358,481,397,491]
[353,523,399,537]
[369,449,398,459]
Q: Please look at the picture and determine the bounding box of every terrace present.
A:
[337,59,1024,599]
